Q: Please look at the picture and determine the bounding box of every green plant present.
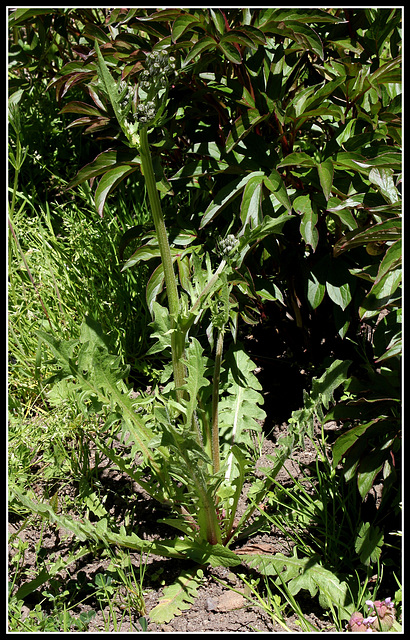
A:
[10,28,296,620]
[9,8,401,624]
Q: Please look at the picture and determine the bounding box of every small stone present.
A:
[215,590,247,612]
[206,597,217,611]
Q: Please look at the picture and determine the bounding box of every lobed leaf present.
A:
[149,568,205,624]
[242,549,352,619]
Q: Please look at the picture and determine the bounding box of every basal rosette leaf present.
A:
[242,549,353,620]
[149,568,205,624]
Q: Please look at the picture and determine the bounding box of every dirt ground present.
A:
[9,417,339,633]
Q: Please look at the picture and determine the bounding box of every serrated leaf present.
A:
[149,568,204,624]
[184,541,241,567]
[355,522,384,566]
[310,359,352,411]
[37,324,157,466]
[147,301,172,355]
[242,550,351,619]
[220,345,265,481]
[182,338,210,428]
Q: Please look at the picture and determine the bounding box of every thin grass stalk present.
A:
[8,217,54,332]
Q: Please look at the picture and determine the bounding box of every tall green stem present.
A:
[138,126,185,396]
[211,329,223,475]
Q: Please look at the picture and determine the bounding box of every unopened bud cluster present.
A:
[219,234,239,256]
[134,49,177,125]
[134,100,157,124]
[139,50,176,91]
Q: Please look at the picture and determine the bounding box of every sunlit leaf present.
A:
[294,195,319,251]
[172,13,202,41]
[60,101,105,117]
[182,36,216,66]
[306,272,325,309]
[263,169,292,213]
[240,173,263,227]
[95,165,135,216]
[368,167,400,203]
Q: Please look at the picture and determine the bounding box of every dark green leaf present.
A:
[326,280,352,311]
[218,40,242,64]
[60,101,105,117]
[210,9,226,35]
[182,36,216,66]
[200,172,264,228]
[294,195,319,251]
[355,522,384,565]
[317,159,334,201]
[277,152,317,169]
[368,167,400,204]
[333,218,401,256]
[263,169,292,213]
[240,174,263,227]
[172,14,202,41]
[225,109,268,153]
[95,166,135,216]
[359,268,401,319]
[306,272,325,309]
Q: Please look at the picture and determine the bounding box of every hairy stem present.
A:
[139,126,185,397]
[211,329,224,475]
